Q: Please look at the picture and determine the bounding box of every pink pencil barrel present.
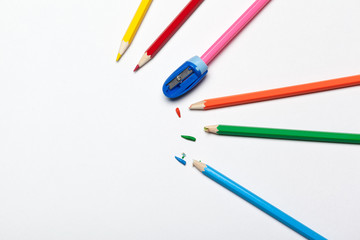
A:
[201,0,271,65]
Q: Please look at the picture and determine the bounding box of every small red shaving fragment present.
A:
[175,107,181,118]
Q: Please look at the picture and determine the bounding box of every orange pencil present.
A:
[189,74,360,110]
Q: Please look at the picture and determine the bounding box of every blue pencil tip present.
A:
[175,156,186,166]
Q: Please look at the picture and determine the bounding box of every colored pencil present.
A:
[190,74,360,110]
[134,0,204,71]
[204,125,360,144]
[201,0,271,65]
[116,0,152,61]
[193,160,326,240]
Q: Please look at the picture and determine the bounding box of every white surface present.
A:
[1,0,360,239]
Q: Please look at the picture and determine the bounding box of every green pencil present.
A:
[204,125,360,144]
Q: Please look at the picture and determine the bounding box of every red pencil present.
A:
[134,0,204,72]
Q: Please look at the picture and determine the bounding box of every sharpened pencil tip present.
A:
[189,101,205,110]
[193,160,206,172]
[204,125,219,134]
[116,53,122,62]
[133,65,139,72]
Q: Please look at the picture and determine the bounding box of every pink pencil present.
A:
[163,0,271,98]
[201,0,271,65]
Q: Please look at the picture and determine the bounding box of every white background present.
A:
[1,0,360,239]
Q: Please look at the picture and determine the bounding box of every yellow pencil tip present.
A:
[116,53,122,62]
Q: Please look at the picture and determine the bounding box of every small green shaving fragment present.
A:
[181,153,186,159]
[181,135,196,142]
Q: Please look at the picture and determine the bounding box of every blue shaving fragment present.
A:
[175,156,186,166]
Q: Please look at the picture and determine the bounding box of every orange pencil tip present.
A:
[133,65,140,72]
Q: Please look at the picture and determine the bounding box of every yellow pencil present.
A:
[116,0,152,61]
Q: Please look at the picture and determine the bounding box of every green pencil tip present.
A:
[181,135,196,142]
[204,127,209,132]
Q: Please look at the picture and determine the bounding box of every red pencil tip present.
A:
[176,107,181,118]
[133,65,140,72]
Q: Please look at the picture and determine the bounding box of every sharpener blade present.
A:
[167,68,193,90]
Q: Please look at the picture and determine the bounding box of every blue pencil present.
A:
[193,160,326,240]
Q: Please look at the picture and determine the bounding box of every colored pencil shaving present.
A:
[176,107,181,118]
[175,156,186,165]
[181,135,196,141]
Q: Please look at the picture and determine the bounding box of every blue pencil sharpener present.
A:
[162,56,208,99]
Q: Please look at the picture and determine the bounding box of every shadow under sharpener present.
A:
[162,56,208,99]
